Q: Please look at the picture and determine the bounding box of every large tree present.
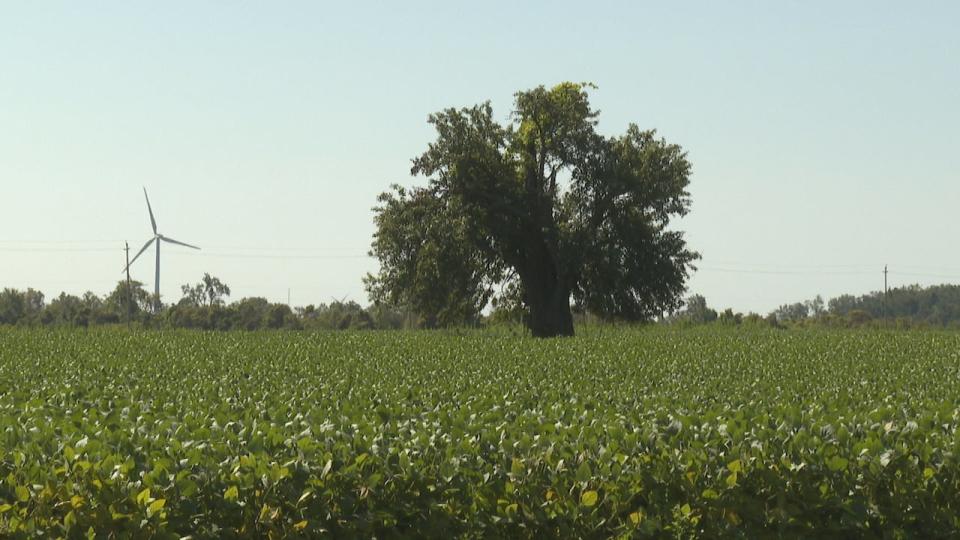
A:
[367,83,698,337]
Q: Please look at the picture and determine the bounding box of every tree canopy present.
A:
[180,273,232,307]
[366,82,699,337]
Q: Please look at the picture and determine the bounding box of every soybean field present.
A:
[1,327,960,538]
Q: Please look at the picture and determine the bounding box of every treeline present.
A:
[676,283,960,328]
[6,277,960,331]
[0,274,418,331]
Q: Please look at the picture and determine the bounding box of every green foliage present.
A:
[263,303,298,330]
[368,82,698,337]
[300,301,375,330]
[104,280,152,323]
[774,301,810,323]
[365,185,497,328]
[677,294,718,324]
[2,327,960,537]
[773,285,960,328]
[180,273,232,308]
[0,280,403,332]
[828,284,960,326]
[0,288,44,325]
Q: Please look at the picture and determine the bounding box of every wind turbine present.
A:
[124,188,200,311]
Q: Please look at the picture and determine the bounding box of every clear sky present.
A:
[1,1,958,314]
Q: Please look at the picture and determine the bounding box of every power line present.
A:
[4,240,960,279]
[0,242,371,258]
[174,252,370,260]
[697,266,876,276]
[0,240,124,244]
[0,247,120,252]
[706,260,880,269]
[890,270,960,280]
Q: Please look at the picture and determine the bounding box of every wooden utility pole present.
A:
[125,242,132,328]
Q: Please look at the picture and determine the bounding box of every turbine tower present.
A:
[124,188,200,311]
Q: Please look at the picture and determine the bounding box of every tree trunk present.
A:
[527,284,574,337]
[520,243,574,337]
[516,160,573,337]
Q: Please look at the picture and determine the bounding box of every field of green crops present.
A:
[2,327,960,538]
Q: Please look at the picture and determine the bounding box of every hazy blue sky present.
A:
[2,1,958,313]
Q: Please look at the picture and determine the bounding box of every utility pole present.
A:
[125,242,132,328]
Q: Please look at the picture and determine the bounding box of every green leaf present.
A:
[15,485,29,502]
[224,485,239,501]
[147,498,166,517]
[136,487,151,506]
[581,490,599,507]
[725,472,738,488]
[178,478,199,497]
[726,459,742,473]
[576,461,592,483]
[511,457,525,477]
[827,456,848,472]
[64,510,76,530]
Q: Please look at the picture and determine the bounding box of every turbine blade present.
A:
[122,237,155,273]
[160,235,200,250]
[143,187,157,234]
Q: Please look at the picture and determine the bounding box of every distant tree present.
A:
[179,286,203,307]
[817,284,960,326]
[296,304,317,319]
[41,293,75,326]
[0,288,26,325]
[765,312,784,328]
[264,303,298,330]
[0,288,47,325]
[773,302,809,323]
[22,289,45,324]
[104,280,152,322]
[805,295,826,317]
[366,303,417,330]
[718,308,742,325]
[681,294,718,324]
[233,297,272,330]
[367,82,698,337]
[180,273,231,307]
[828,294,858,316]
[164,302,206,329]
[319,301,374,330]
[65,291,122,325]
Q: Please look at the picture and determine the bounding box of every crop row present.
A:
[1,328,959,537]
